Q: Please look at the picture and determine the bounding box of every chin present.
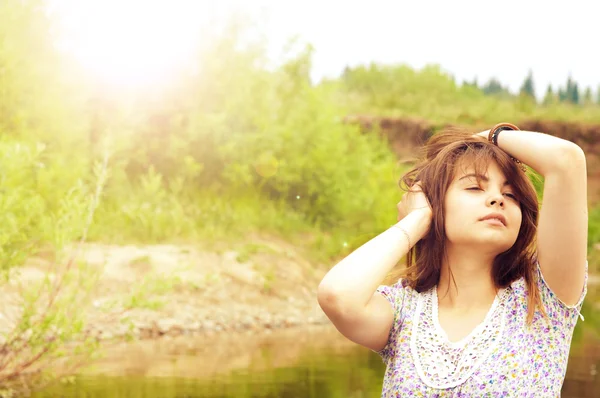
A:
[483,238,516,253]
[455,234,515,251]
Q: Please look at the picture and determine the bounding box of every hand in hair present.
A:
[396,182,432,224]
[474,130,491,140]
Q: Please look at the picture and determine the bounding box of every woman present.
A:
[317,124,588,396]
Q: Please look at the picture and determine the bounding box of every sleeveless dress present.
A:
[374,262,587,397]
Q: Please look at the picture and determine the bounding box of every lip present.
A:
[480,212,507,226]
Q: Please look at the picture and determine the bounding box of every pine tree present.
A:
[565,76,574,103]
[462,77,479,88]
[542,84,555,105]
[583,87,593,105]
[482,78,511,97]
[558,87,567,102]
[572,82,580,104]
[564,76,580,104]
[519,70,535,99]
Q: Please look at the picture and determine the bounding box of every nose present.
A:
[487,193,504,208]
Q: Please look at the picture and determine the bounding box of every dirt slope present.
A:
[0,236,330,342]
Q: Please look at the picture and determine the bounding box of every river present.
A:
[35,283,599,397]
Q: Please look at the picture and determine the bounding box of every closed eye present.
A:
[467,187,517,200]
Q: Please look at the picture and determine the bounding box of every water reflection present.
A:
[35,285,599,397]
[35,345,386,398]
[562,282,600,397]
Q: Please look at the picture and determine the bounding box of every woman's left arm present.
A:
[477,129,588,306]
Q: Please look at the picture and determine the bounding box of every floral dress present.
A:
[375,262,587,397]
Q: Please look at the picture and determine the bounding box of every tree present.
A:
[462,77,479,89]
[542,84,556,106]
[558,87,567,102]
[583,87,593,105]
[519,70,535,99]
[597,85,600,105]
[482,78,512,98]
[565,76,574,102]
[572,83,580,104]
[565,76,580,104]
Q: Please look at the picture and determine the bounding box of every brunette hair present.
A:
[395,127,543,323]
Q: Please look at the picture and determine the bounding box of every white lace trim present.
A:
[410,286,509,389]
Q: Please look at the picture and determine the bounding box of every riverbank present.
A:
[1,239,598,347]
[0,237,331,344]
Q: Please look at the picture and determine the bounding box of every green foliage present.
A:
[80,33,402,244]
[542,85,556,106]
[571,83,580,105]
[0,3,598,394]
[0,1,598,260]
[0,151,105,394]
[339,64,600,124]
[548,76,591,106]
[563,76,580,105]
[588,207,600,251]
[123,273,183,310]
[558,87,567,102]
[0,4,597,261]
[519,70,536,99]
[482,78,512,99]
[90,166,202,242]
[0,0,48,137]
[0,139,90,274]
[341,63,468,121]
[583,87,593,105]
[0,0,85,147]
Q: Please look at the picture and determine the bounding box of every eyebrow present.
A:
[458,173,511,187]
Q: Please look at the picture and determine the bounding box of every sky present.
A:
[243,0,600,99]
[48,0,599,99]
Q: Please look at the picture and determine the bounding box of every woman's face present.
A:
[443,159,522,253]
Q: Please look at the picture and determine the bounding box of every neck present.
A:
[437,243,498,310]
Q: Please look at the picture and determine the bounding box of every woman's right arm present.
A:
[317,197,431,352]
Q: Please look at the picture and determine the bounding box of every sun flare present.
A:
[49,0,211,88]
